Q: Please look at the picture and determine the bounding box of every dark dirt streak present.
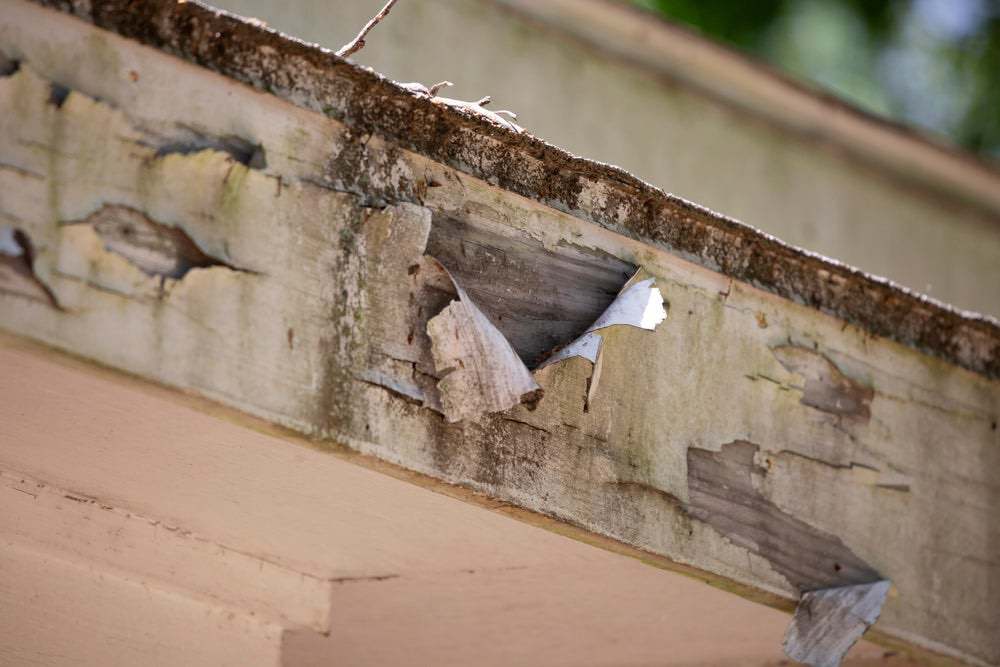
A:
[0,229,62,309]
[152,125,267,169]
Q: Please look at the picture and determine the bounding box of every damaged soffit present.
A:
[28,0,1000,381]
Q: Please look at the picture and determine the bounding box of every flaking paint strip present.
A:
[63,205,249,280]
[771,345,873,421]
[537,272,666,369]
[783,580,892,667]
[426,258,541,423]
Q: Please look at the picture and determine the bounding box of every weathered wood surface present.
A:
[18,0,1000,380]
[0,336,917,666]
[0,2,998,664]
[426,214,635,366]
[214,0,1000,320]
[426,260,542,422]
[784,581,893,667]
[686,441,882,592]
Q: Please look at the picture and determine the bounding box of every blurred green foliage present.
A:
[635,0,1000,159]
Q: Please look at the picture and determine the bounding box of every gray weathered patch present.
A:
[687,441,882,592]
[783,580,891,667]
[772,346,873,421]
[426,215,635,367]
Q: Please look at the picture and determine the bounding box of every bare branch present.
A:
[336,0,399,59]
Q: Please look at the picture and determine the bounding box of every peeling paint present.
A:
[538,272,667,369]
[426,260,542,423]
[0,226,60,308]
[760,450,912,493]
[64,205,249,280]
[687,441,882,592]
[27,0,1000,380]
[152,125,267,170]
[783,580,891,667]
[1,10,998,663]
[426,214,635,367]
[772,345,874,421]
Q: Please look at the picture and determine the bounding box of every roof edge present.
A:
[496,0,1000,216]
[29,0,1000,380]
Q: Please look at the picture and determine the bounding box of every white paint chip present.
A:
[783,580,891,667]
[538,273,666,369]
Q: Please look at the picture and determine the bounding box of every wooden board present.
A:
[0,2,998,663]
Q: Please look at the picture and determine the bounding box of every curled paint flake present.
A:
[783,580,891,667]
[426,259,541,423]
[421,265,664,421]
[537,274,666,369]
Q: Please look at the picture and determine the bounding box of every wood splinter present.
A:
[783,580,892,667]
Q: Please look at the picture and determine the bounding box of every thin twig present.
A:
[336,0,399,58]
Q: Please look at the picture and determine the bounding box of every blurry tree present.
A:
[635,0,1000,160]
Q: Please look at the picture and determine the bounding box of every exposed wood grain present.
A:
[687,441,882,592]
[784,581,893,667]
[537,274,666,368]
[426,261,542,422]
[772,345,874,421]
[426,215,634,366]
